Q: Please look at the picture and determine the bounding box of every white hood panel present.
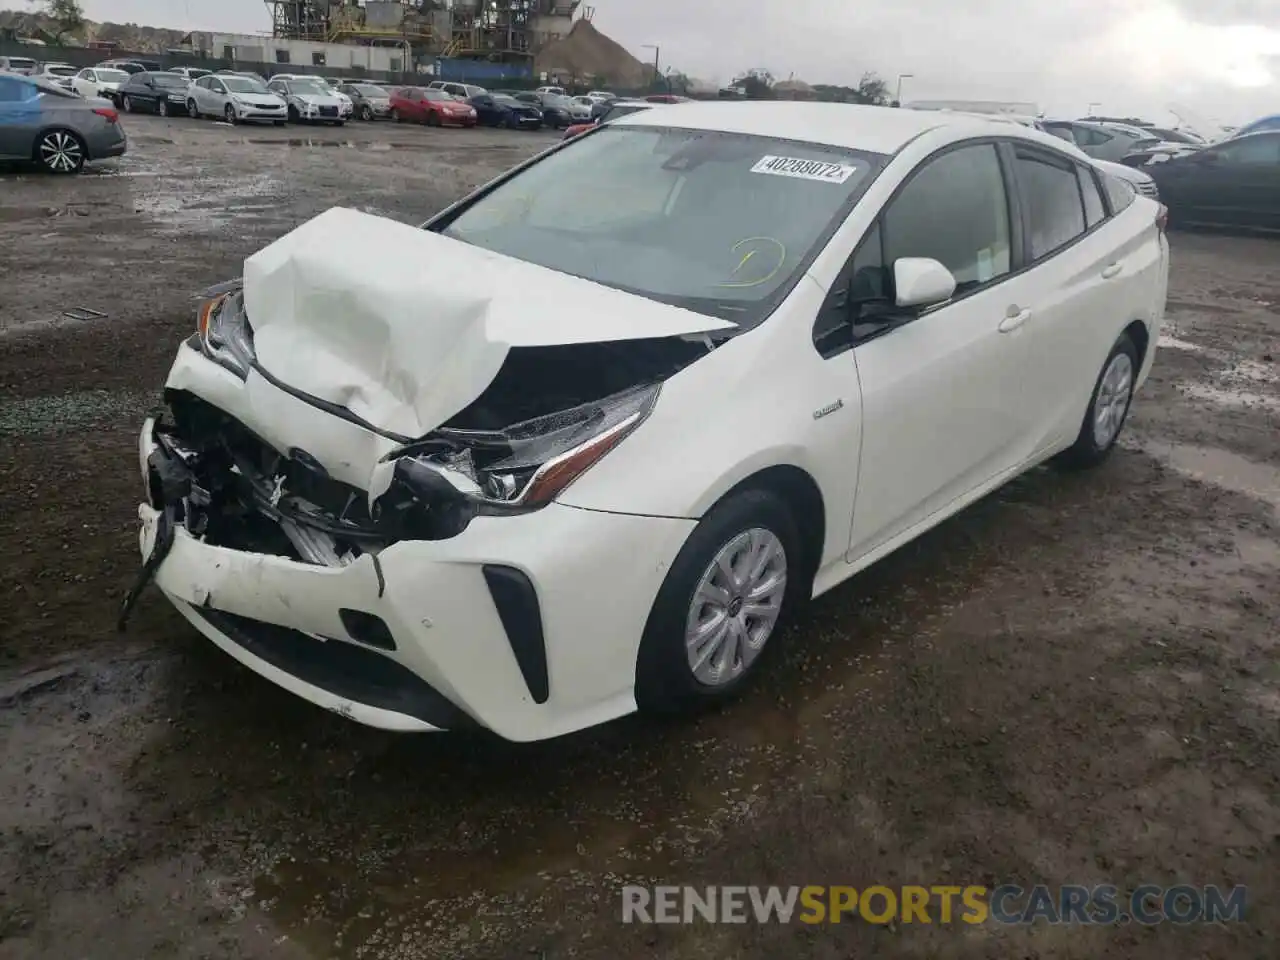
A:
[241,207,733,438]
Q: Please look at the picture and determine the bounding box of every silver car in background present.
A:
[188,73,287,125]
[0,74,126,173]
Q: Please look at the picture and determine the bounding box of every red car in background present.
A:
[562,99,655,140]
[389,86,477,127]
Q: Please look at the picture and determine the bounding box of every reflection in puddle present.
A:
[1134,440,1280,517]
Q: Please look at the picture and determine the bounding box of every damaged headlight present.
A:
[373,383,659,535]
[195,284,255,379]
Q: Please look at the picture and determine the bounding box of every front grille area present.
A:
[191,607,473,728]
[318,105,338,117]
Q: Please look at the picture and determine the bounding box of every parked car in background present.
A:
[97,59,149,76]
[32,63,78,90]
[389,86,476,126]
[0,74,126,173]
[168,67,213,81]
[71,66,130,102]
[128,104,1167,739]
[471,92,542,129]
[1041,120,1163,163]
[1142,126,1205,145]
[427,80,488,101]
[1229,115,1280,140]
[644,94,692,104]
[272,74,353,119]
[563,98,654,139]
[189,73,286,125]
[531,92,575,128]
[567,96,595,121]
[1148,131,1280,230]
[339,82,393,120]
[266,76,346,125]
[118,71,193,117]
[0,56,39,75]
[535,84,566,95]
[585,90,616,102]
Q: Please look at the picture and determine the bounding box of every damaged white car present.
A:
[125,102,1168,741]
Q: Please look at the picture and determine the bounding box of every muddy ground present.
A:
[1,115,1277,959]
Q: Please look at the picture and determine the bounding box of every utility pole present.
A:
[895,73,913,106]
[642,43,660,90]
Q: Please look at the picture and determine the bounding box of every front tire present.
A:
[188,99,200,119]
[425,111,441,127]
[361,105,373,121]
[1055,333,1140,470]
[157,99,169,118]
[635,489,800,714]
[224,104,238,125]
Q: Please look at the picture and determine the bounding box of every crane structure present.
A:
[444,0,579,62]
[266,0,439,47]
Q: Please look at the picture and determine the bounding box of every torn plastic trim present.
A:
[368,382,660,526]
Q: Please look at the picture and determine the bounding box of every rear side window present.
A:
[881,143,1012,292]
[1101,175,1136,214]
[1014,149,1087,259]
[1077,166,1106,228]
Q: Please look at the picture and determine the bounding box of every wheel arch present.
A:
[1122,317,1150,369]
[700,463,826,593]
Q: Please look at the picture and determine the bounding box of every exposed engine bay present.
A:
[147,336,709,568]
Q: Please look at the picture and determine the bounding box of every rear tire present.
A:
[1055,333,1140,470]
[635,489,801,715]
[35,129,86,174]
[122,95,134,113]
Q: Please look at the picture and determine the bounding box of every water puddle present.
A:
[1134,440,1280,517]
[240,138,432,152]
[134,172,287,233]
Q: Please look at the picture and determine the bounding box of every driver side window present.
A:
[881,143,1012,294]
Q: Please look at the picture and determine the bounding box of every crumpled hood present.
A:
[241,207,733,439]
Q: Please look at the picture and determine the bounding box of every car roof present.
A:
[609,101,1055,154]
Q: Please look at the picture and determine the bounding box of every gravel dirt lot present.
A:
[1,115,1277,960]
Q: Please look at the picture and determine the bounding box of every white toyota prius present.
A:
[127,102,1169,741]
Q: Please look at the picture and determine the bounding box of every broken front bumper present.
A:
[133,419,696,741]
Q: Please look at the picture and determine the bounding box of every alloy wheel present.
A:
[684,528,787,687]
[38,131,84,174]
[1092,352,1133,449]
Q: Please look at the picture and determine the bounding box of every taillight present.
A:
[1155,204,1168,233]
[92,106,119,124]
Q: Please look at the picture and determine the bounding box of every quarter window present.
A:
[1101,174,1135,214]
[1014,150,1087,259]
[1077,166,1106,228]
[881,143,1012,293]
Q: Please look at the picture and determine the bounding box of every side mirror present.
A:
[893,257,956,309]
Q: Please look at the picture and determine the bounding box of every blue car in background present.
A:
[1230,114,1280,140]
[0,73,127,173]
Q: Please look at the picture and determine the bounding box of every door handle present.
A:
[998,307,1031,333]
[1101,262,1123,279]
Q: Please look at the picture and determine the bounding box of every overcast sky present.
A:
[80,0,1279,126]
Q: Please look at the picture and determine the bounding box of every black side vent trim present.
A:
[482,564,549,704]
[339,608,397,651]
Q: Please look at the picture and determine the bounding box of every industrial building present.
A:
[193,0,582,74]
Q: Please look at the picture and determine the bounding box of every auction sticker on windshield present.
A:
[750,155,860,183]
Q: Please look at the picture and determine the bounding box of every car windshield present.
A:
[151,74,189,89]
[353,84,386,97]
[96,69,129,82]
[8,58,36,69]
[542,94,570,108]
[290,79,329,95]
[493,94,520,106]
[223,76,269,94]
[422,89,450,101]
[438,126,885,325]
